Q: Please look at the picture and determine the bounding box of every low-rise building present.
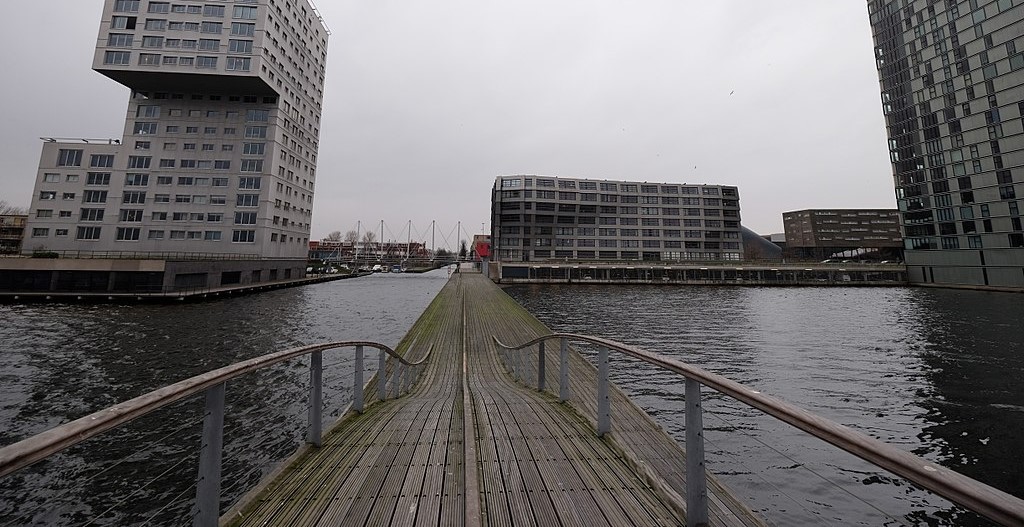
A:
[783,209,902,260]
[491,175,742,262]
[0,215,27,255]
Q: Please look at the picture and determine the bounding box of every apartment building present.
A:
[490,175,743,262]
[18,0,328,290]
[868,0,1024,289]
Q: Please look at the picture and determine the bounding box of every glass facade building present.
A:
[868,0,1024,289]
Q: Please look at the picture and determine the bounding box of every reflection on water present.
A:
[0,271,448,525]
[504,284,1024,526]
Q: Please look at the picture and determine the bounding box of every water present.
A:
[502,284,1024,526]
[2,276,1021,525]
[0,270,449,526]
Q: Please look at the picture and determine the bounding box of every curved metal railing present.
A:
[493,333,1024,527]
[0,340,432,526]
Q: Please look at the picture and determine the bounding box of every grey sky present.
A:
[0,1,893,243]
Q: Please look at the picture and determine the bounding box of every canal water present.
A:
[1,273,1021,525]
[0,270,450,526]
[503,284,1024,526]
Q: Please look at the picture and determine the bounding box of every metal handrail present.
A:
[0,340,432,526]
[493,333,1024,527]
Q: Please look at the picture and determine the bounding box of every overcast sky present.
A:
[0,1,893,243]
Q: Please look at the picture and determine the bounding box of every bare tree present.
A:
[344,230,359,244]
[361,231,377,244]
[324,230,342,242]
[0,200,26,215]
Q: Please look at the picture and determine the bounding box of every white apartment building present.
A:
[24,0,328,267]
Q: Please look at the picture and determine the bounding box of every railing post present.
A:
[378,349,387,401]
[537,340,546,392]
[597,346,610,437]
[307,351,322,446]
[193,382,225,527]
[559,337,569,403]
[685,378,709,527]
[393,362,403,398]
[402,361,411,394]
[354,345,364,413]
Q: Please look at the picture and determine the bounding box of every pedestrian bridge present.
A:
[0,271,1021,526]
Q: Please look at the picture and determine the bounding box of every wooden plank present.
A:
[227,272,763,527]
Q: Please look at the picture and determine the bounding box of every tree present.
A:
[325,230,341,242]
[459,240,468,259]
[361,231,377,244]
[344,230,359,244]
[0,200,26,215]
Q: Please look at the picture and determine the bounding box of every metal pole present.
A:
[559,337,569,403]
[354,345,364,413]
[307,351,322,446]
[537,340,546,392]
[193,382,225,527]
[378,349,387,401]
[685,378,709,527]
[597,346,610,436]
[394,362,403,398]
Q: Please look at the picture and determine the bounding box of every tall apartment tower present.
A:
[868,0,1024,290]
[24,0,328,267]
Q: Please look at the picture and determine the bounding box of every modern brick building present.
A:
[783,209,903,260]
[490,175,743,262]
[868,0,1024,289]
[16,0,329,291]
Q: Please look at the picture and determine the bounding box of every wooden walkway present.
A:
[225,271,762,526]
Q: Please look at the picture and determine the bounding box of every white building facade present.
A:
[24,0,328,262]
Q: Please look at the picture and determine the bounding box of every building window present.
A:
[240,159,263,172]
[116,228,142,242]
[236,194,259,207]
[76,226,102,240]
[232,229,255,242]
[127,156,151,169]
[113,0,139,12]
[230,22,255,36]
[107,33,133,47]
[234,212,257,224]
[244,126,267,138]
[80,208,105,222]
[43,173,60,183]
[198,38,220,50]
[144,19,166,31]
[243,143,265,155]
[204,230,222,241]
[123,191,146,204]
[119,209,144,222]
[203,5,225,17]
[86,173,111,186]
[196,56,217,68]
[124,173,149,186]
[226,57,251,71]
[229,39,253,53]
[57,149,83,167]
[232,5,257,19]
[238,176,262,189]
[200,22,222,34]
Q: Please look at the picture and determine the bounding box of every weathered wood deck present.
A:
[225,271,763,526]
